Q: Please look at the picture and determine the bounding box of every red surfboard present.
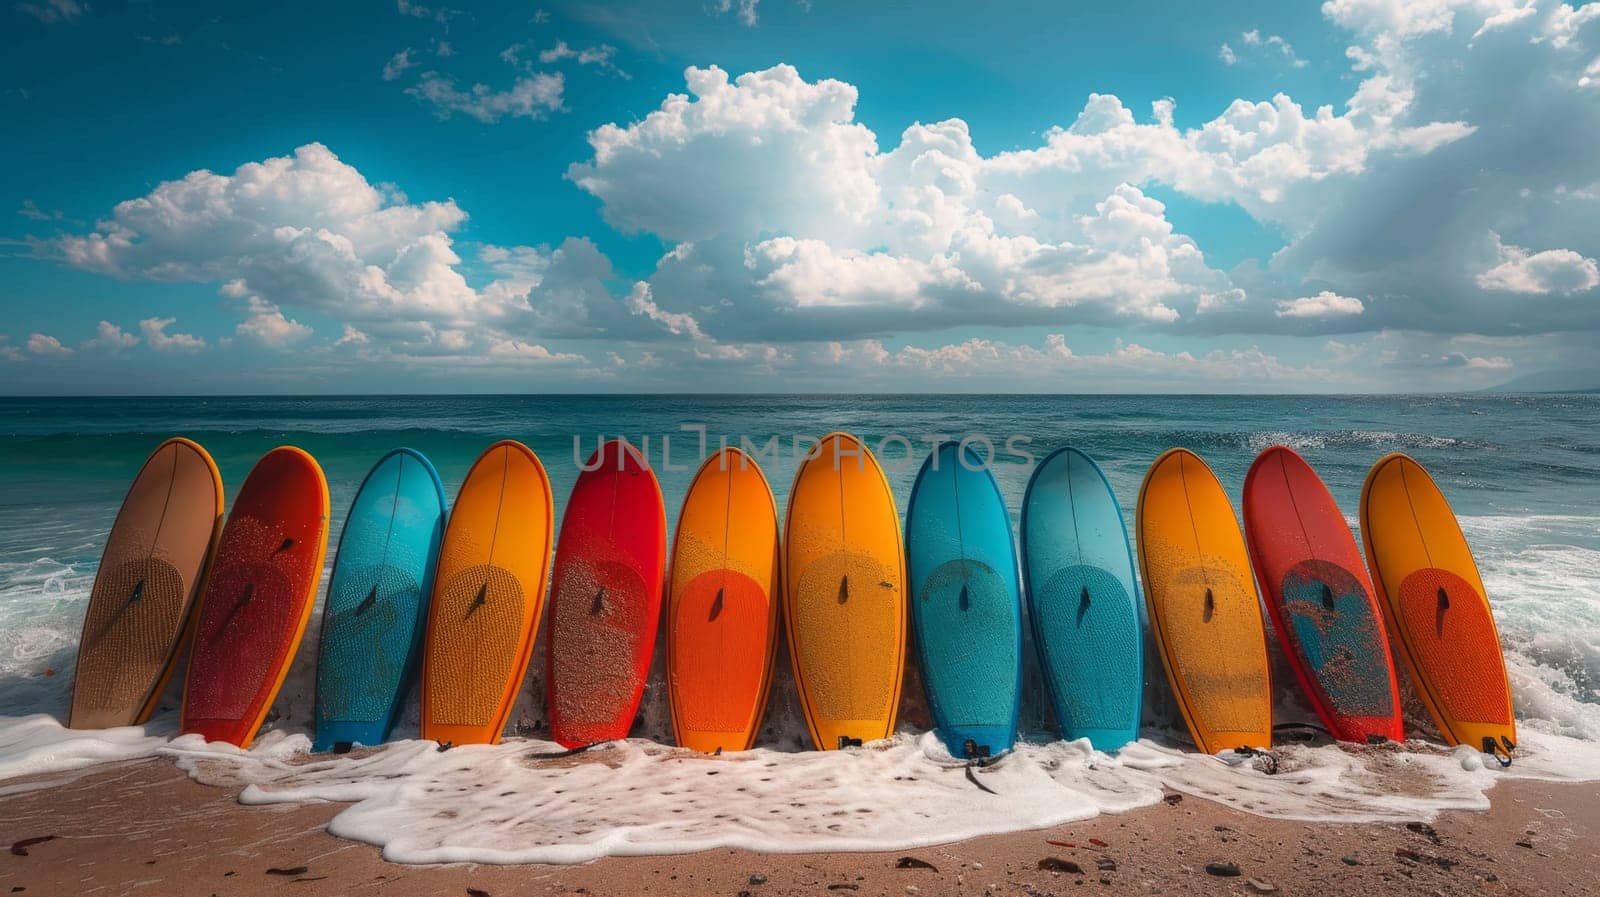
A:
[181,447,330,748]
[1243,445,1403,744]
[546,439,667,747]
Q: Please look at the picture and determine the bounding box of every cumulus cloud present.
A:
[82,320,137,351]
[51,144,697,364]
[234,295,313,347]
[1476,234,1600,294]
[1275,291,1367,317]
[567,61,1478,340]
[139,317,205,352]
[26,333,72,356]
[406,71,564,122]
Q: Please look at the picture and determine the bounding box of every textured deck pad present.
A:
[427,564,525,728]
[1148,557,1271,737]
[670,569,769,735]
[1279,560,1396,720]
[550,553,653,731]
[182,446,328,748]
[546,440,667,747]
[1397,568,1512,726]
[914,558,1020,731]
[1030,564,1141,738]
[186,518,303,721]
[72,439,221,729]
[317,562,422,723]
[792,550,902,721]
[74,557,187,721]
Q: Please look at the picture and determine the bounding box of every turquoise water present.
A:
[1,394,1596,742]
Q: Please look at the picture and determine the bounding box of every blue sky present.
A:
[3,0,1598,393]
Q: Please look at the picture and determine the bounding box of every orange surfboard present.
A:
[783,433,907,750]
[666,448,780,753]
[1360,453,1515,763]
[181,447,330,748]
[421,440,554,747]
[1136,448,1272,754]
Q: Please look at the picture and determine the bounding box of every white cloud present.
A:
[406,71,564,122]
[16,0,84,25]
[569,63,1475,340]
[1232,29,1310,67]
[536,41,626,77]
[82,320,137,352]
[336,324,370,345]
[1476,233,1600,293]
[1275,291,1367,317]
[235,295,313,347]
[382,48,417,82]
[0,337,21,362]
[18,199,63,221]
[710,0,761,27]
[396,0,460,25]
[26,333,72,356]
[139,317,205,352]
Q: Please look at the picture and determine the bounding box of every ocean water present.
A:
[1,394,1597,861]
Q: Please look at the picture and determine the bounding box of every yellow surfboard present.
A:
[1136,448,1272,753]
[421,440,554,747]
[783,433,907,750]
[666,448,781,753]
[1360,453,1515,763]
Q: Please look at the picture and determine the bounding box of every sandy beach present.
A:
[2,757,1593,897]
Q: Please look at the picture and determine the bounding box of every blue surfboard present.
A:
[1021,447,1143,750]
[313,448,447,752]
[906,442,1023,758]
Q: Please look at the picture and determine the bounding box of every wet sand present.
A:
[1,759,1594,897]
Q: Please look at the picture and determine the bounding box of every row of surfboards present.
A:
[67,434,1516,766]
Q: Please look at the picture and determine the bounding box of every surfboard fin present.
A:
[465,581,488,619]
[1203,588,1215,622]
[276,537,295,553]
[838,575,849,604]
[1484,735,1514,767]
[1320,583,1335,610]
[128,579,145,604]
[355,583,378,616]
[1437,586,1450,610]
[591,587,607,614]
[709,587,724,621]
[958,583,970,611]
[837,736,863,749]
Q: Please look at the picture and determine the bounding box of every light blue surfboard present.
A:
[313,448,446,752]
[906,442,1023,758]
[1021,447,1143,750]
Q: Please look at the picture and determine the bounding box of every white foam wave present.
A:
[154,729,1600,864]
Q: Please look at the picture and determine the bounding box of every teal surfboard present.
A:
[1021,447,1143,750]
[906,442,1023,758]
[313,448,447,752]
